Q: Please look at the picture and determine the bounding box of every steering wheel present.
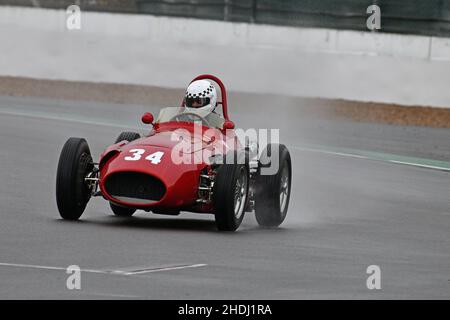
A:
[170,112,211,127]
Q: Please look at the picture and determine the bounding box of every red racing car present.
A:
[56,75,291,231]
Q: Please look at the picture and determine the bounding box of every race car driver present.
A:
[183,79,224,128]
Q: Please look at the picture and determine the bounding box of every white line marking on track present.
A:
[291,146,370,160]
[292,146,450,172]
[387,160,450,171]
[81,292,141,298]
[0,109,140,130]
[117,264,208,275]
[0,262,208,276]
[0,262,108,274]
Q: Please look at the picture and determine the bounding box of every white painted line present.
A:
[0,262,108,274]
[0,109,140,130]
[0,262,66,272]
[388,160,450,172]
[292,145,450,172]
[292,146,370,160]
[120,264,208,275]
[0,262,208,276]
[83,292,141,298]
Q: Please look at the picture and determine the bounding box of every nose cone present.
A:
[100,144,204,209]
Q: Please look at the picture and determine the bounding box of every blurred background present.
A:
[2,0,450,36]
[1,0,450,110]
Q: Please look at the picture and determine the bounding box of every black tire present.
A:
[109,202,136,217]
[56,138,93,220]
[255,144,292,227]
[213,162,249,231]
[109,131,141,217]
[115,131,141,144]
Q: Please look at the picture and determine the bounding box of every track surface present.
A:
[0,95,449,299]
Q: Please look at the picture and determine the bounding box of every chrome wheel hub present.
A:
[279,164,290,213]
[234,167,248,219]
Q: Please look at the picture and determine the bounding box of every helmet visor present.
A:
[185,97,211,108]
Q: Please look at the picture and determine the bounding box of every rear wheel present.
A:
[115,131,141,144]
[56,138,93,220]
[213,163,249,231]
[255,144,291,227]
[109,131,141,217]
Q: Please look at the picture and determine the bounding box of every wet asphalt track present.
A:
[0,95,449,299]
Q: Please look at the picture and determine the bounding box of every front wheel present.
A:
[255,144,292,227]
[213,163,249,231]
[56,138,93,220]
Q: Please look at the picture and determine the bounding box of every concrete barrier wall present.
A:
[1,6,450,107]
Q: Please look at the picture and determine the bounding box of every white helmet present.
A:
[184,80,217,118]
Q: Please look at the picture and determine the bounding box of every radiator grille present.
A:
[105,172,166,204]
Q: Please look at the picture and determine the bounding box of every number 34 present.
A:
[124,149,164,164]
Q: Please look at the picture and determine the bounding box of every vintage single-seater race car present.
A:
[56,75,291,231]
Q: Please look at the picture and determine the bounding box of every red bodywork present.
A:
[98,75,241,214]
